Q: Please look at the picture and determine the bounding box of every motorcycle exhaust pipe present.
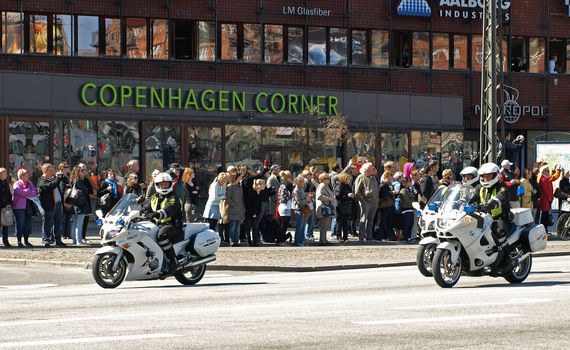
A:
[186,255,217,268]
[517,252,531,264]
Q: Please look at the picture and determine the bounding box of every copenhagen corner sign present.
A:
[80,83,339,116]
[397,0,511,20]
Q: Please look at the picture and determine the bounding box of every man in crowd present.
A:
[499,159,520,209]
[38,163,66,247]
[354,162,379,242]
[167,163,186,203]
[266,164,281,217]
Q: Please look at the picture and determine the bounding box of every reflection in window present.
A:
[225,125,261,168]
[104,18,121,56]
[174,20,192,59]
[308,27,326,66]
[151,19,168,59]
[9,121,50,183]
[472,35,482,71]
[411,131,441,170]
[187,126,222,192]
[53,120,98,172]
[145,126,181,180]
[77,16,99,56]
[348,131,376,161]
[243,24,261,62]
[371,30,389,68]
[352,30,367,66]
[453,35,468,70]
[198,21,215,61]
[510,36,527,72]
[29,15,48,54]
[126,18,147,58]
[221,24,238,60]
[463,140,479,168]
[529,37,545,73]
[288,27,304,63]
[567,42,570,74]
[329,28,347,66]
[308,129,339,171]
[53,14,72,56]
[2,12,23,54]
[262,127,306,174]
[441,132,464,179]
[432,33,449,70]
[412,32,429,69]
[381,133,408,167]
[265,25,283,64]
[99,121,140,178]
[392,31,411,68]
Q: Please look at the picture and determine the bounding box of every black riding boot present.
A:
[164,246,178,275]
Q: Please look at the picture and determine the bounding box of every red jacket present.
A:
[538,170,561,211]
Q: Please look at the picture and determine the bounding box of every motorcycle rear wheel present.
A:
[92,253,127,289]
[556,213,570,241]
[432,248,462,288]
[416,243,436,277]
[504,251,532,284]
[174,264,206,285]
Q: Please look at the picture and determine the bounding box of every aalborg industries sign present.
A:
[398,0,511,20]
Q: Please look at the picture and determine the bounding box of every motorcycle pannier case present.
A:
[188,229,221,257]
[521,224,547,252]
[510,208,534,226]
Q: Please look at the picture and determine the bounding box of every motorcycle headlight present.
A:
[104,230,119,241]
[427,221,435,231]
[437,218,453,230]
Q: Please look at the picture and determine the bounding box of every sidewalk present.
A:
[0,220,568,272]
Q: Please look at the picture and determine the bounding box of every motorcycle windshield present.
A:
[106,193,139,218]
[426,187,446,207]
[439,183,475,213]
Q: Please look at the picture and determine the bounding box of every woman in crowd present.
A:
[125,173,143,197]
[277,170,294,244]
[378,170,395,241]
[97,169,122,216]
[203,172,228,238]
[439,169,454,190]
[519,168,534,211]
[399,177,417,244]
[0,168,13,247]
[244,179,266,246]
[315,172,336,244]
[145,169,161,200]
[182,168,199,223]
[537,164,562,236]
[334,172,354,243]
[391,172,405,241]
[70,165,92,245]
[12,169,37,247]
[531,163,544,223]
[58,162,73,239]
[226,172,245,247]
[292,174,308,247]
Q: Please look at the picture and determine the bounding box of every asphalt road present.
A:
[1,257,570,349]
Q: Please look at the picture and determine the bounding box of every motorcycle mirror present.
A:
[95,210,104,219]
[464,205,475,213]
[96,218,103,226]
[427,203,439,212]
[416,210,423,217]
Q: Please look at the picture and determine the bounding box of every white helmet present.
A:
[154,172,173,195]
[460,166,479,186]
[478,163,500,188]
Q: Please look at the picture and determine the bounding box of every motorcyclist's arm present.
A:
[158,196,181,219]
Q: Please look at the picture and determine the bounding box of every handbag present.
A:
[26,199,39,217]
[69,184,87,207]
[379,196,394,209]
[320,203,336,217]
[300,204,312,218]
[1,207,14,226]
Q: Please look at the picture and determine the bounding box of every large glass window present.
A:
[308,27,326,66]
[287,27,304,63]
[225,125,261,168]
[9,121,50,184]
[151,19,168,59]
[77,15,99,56]
[145,125,181,179]
[432,33,449,70]
[53,14,72,56]
[329,28,347,66]
[441,132,464,180]
[351,30,367,66]
[567,41,570,74]
[243,24,261,62]
[2,12,23,54]
[308,129,340,171]
[348,131,377,161]
[54,120,98,172]
[510,36,527,72]
[529,37,546,73]
[264,24,283,64]
[99,121,140,179]
[197,21,215,61]
[126,18,147,58]
[411,131,441,170]
[261,127,306,174]
[104,18,121,56]
[392,31,411,68]
[371,30,389,68]
[187,126,222,193]
[173,20,192,59]
[221,24,238,60]
[412,32,429,69]
[381,133,408,168]
[29,15,48,54]
[471,35,483,71]
[453,34,468,70]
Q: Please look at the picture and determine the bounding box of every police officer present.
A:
[143,172,183,275]
[460,166,481,205]
[478,163,511,250]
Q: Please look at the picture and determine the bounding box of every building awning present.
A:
[397,0,432,17]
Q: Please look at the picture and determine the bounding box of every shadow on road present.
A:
[461,280,570,288]
[121,282,271,290]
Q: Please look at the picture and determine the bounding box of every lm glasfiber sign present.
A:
[80,83,339,115]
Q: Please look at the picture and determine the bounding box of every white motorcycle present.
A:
[415,186,446,277]
[431,184,548,288]
[92,194,221,289]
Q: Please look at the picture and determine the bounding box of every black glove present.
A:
[136,195,146,204]
[147,211,160,220]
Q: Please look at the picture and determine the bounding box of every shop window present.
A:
[510,36,527,72]
[187,126,222,190]
[567,41,570,75]
[441,132,464,180]
[381,133,408,169]
[225,125,261,169]
[371,30,389,68]
[53,14,72,56]
[329,28,347,66]
[287,27,304,64]
[221,23,238,60]
[308,27,326,66]
[471,35,482,71]
[9,121,50,184]
[54,120,98,173]
[432,33,449,70]
[98,121,140,179]
[529,37,546,73]
[2,12,23,54]
[392,31,411,68]
[261,127,306,173]
[411,131,441,170]
[145,125,181,179]
[412,32,429,69]
[348,131,377,161]
[151,19,168,59]
[173,19,192,59]
[351,30,367,66]
[77,15,99,56]
[463,140,479,168]
[453,34,467,70]
[29,15,48,54]
[308,129,340,171]
[126,18,147,58]
[548,38,565,74]
[264,24,283,64]
[197,21,215,61]
[104,18,121,57]
[243,24,261,62]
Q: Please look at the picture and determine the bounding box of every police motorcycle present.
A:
[431,185,548,288]
[92,194,221,288]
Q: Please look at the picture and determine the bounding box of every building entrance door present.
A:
[142,122,183,179]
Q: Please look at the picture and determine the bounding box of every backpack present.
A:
[259,214,281,244]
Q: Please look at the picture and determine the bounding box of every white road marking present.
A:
[204,274,232,278]
[353,313,520,326]
[0,333,180,348]
[392,298,555,310]
[0,284,58,290]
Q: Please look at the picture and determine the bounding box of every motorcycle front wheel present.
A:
[416,243,436,277]
[556,213,570,241]
[432,248,462,288]
[504,250,532,284]
[174,264,206,285]
[92,253,127,289]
